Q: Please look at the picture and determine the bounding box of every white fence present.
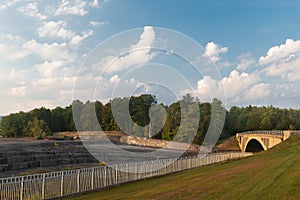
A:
[0,152,252,200]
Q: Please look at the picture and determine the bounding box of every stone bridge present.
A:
[235,130,300,152]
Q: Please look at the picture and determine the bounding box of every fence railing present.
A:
[0,152,252,200]
[237,130,284,136]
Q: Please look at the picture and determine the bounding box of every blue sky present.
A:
[1,0,300,115]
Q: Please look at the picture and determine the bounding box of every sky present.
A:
[1,0,300,115]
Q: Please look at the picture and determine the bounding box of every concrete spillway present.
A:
[0,136,198,177]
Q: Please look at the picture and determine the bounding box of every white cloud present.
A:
[10,85,28,97]
[0,34,76,62]
[110,74,120,83]
[218,61,231,68]
[218,70,259,99]
[259,39,300,81]
[263,57,300,81]
[17,2,47,20]
[0,0,21,11]
[193,70,261,104]
[0,43,27,60]
[35,60,64,77]
[259,39,300,65]
[38,21,93,45]
[70,29,93,46]
[33,76,76,90]
[0,34,29,60]
[55,0,99,16]
[237,53,256,71]
[9,68,29,82]
[202,42,228,63]
[89,20,108,27]
[98,26,156,73]
[275,83,298,98]
[22,40,76,62]
[90,0,99,7]
[94,76,149,100]
[38,21,74,40]
[55,0,87,16]
[243,83,271,100]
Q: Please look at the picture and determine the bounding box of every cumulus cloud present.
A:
[0,33,29,60]
[35,60,64,77]
[55,0,99,16]
[98,26,156,73]
[259,39,300,65]
[0,34,76,62]
[202,42,228,63]
[37,21,93,45]
[22,40,76,62]
[237,53,256,71]
[70,30,93,46]
[17,2,47,20]
[38,21,74,40]
[244,83,271,100]
[259,39,300,81]
[192,70,262,104]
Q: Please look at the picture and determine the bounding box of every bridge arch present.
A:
[236,131,291,152]
[244,138,267,152]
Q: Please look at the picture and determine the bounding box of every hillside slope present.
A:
[68,136,300,200]
[215,136,241,151]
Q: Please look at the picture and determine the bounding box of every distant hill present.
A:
[0,116,2,122]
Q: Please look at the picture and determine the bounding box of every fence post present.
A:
[60,172,64,197]
[91,168,94,190]
[77,169,80,193]
[144,162,147,178]
[20,177,24,200]
[104,167,107,187]
[135,163,138,180]
[115,165,118,184]
[42,174,45,200]
[126,164,129,182]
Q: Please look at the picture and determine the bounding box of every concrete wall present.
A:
[120,135,200,152]
[77,131,201,152]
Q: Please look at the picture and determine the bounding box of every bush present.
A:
[99,161,106,166]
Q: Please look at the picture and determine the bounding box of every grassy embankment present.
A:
[67,136,300,200]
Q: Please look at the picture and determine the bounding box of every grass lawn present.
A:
[66,136,300,200]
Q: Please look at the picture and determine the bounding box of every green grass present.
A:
[66,136,300,200]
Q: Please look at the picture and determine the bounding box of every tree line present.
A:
[1,94,300,144]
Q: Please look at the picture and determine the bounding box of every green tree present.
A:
[196,102,211,144]
[129,94,157,127]
[27,117,51,139]
[175,94,200,143]
[50,107,67,132]
[79,101,101,131]
[148,104,167,138]
[203,98,226,147]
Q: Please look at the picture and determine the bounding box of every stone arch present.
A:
[244,138,267,152]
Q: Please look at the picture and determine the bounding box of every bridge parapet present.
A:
[290,130,300,136]
[237,130,284,136]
